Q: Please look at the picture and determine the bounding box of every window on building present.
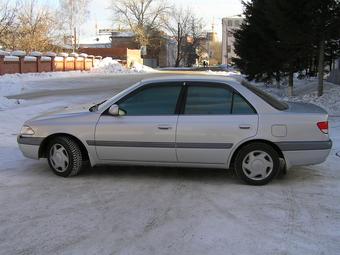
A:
[235,20,240,27]
[227,20,233,27]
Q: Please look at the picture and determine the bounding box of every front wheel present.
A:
[47,136,83,177]
[234,143,280,185]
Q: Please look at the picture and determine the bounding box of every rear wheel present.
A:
[47,136,83,177]
[234,143,280,185]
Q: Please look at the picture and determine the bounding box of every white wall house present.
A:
[221,16,243,65]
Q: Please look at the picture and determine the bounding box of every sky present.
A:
[18,0,245,41]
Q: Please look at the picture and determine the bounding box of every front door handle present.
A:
[158,125,172,130]
[239,124,251,130]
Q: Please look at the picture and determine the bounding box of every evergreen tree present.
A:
[266,0,314,96]
[234,0,283,84]
[309,0,340,96]
[234,0,340,96]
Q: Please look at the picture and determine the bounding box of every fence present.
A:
[0,51,101,76]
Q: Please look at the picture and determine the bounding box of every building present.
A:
[78,27,178,68]
[158,36,177,67]
[78,28,136,49]
[204,23,220,65]
[221,16,244,65]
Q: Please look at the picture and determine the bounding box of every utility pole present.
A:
[176,22,181,67]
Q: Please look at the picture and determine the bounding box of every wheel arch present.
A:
[39,133,89,161]
[228,139,285,169]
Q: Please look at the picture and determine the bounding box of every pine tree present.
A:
[309,0,340,96]
[234,0,282,84]
[266,0,314,96]
[234,0,339,96]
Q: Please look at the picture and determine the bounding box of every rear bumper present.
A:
[277,140,332,169]
[17,136,44,160]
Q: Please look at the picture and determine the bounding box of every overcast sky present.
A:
[36,0,245,41]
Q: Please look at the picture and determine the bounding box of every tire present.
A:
[234,142,280,185]
[47,136,83,177]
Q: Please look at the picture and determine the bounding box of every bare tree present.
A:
[162,7,191,66]
[13,0,58,52]
[163,8,206,67]
[110,0,170,46]
[0,0,17,48]
[188,15,206,66]
[59,0,91,50]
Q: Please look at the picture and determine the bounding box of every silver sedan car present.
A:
[18,76,332,185]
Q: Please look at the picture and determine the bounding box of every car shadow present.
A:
[76,163,327,186]
[79,164,238,184]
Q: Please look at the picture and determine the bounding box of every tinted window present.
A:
[118,84,181,115]
[232,93,256,114]
[184,86,233,115]
[243,83,288,110]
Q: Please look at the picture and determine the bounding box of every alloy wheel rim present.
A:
[49,144,69,173]
[242,150,274,181]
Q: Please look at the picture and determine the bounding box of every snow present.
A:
[90,57,130,73]
[58,52,68,57]
[0,58,156,109]
[251,77,340,116]
[40,56,51,62]
[54,56,64,61]
[11,50,26,57]
[0,50,10,56]
[30,51,42,57]
[131,62,158,73]
[91,57,157,74]
[69,52,79,58]
[24,56,36,62]
[45,52,56,57]
[4,56,19,61]
[0,72,339,254]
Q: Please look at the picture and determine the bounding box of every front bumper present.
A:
[17,136,44,159]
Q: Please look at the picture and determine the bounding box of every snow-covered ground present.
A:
[0,71,340,254]
[0,58,156,109]
[253,77,340,116]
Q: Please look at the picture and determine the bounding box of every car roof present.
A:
[140,75,241,85]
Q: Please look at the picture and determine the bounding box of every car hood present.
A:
[30,103,94,121]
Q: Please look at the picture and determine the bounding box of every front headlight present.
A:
[20,125,35,136]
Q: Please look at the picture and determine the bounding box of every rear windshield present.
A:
[243,83,288,111]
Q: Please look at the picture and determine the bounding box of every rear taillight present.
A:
[317,121,329,134]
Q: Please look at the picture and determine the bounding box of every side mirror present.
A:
[108,104,126,116]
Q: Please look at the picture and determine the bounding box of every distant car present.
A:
[17,76,332,185]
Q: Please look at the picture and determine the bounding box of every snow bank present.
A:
[281,86,340,116]
[252,78,340,116]
[90,57,156,74]
[90,58,129,74]
[130,62,157,73]
[0,71,86,109]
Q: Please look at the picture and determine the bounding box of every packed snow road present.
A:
[0,73,340,255]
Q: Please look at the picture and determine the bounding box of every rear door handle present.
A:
[239,124,251,130]
[158,125,172,130]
